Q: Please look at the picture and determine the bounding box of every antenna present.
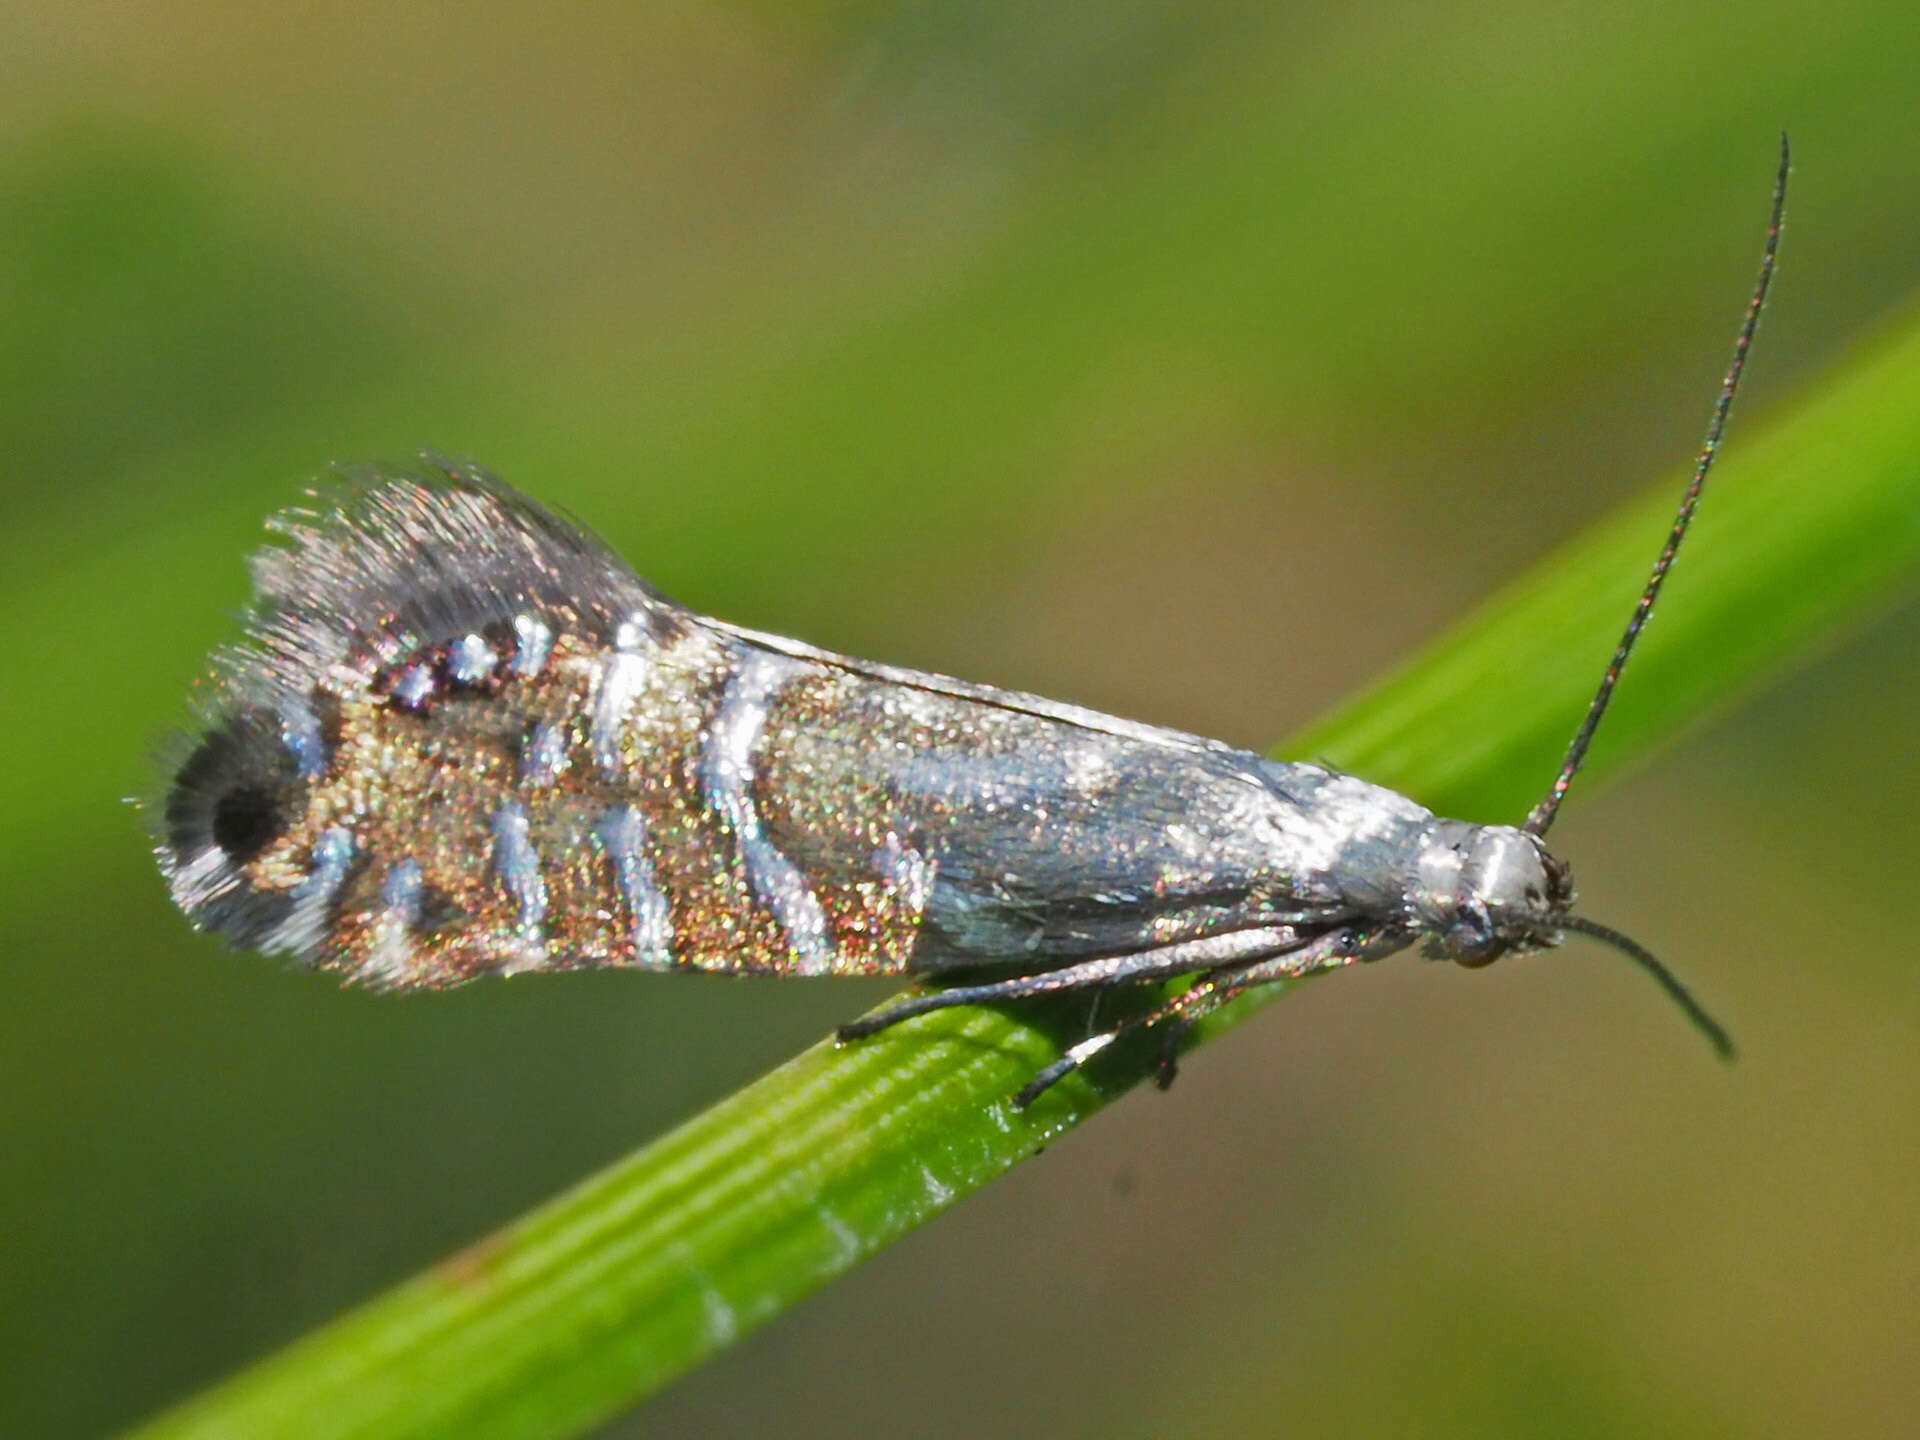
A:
[1555,913,1736,1058]
[1524,134,1790,839]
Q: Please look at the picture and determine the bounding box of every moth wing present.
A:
[223,457,679,705]
[706,619,1244,761]
[700,623,1343,972]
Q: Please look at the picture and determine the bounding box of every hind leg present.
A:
[834,925,1306,1042]
[1010,926,1379,1109]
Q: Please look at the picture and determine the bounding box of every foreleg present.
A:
[834,925,1307,1042]
[1011,925,1394,1108]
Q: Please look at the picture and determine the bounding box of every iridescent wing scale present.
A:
[157,462,1390,993]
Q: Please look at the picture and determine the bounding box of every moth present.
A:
[155,146,1785,1107]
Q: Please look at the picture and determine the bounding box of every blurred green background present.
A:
[4,3,1917,1436]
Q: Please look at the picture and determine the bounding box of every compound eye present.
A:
[1445,899,1509,967]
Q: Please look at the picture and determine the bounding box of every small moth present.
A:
[154,145,1785,1108]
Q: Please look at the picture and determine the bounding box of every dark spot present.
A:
[212,784,284,863]
[160,707,318,945]
[416,885,470,936]
[166,708,302,865]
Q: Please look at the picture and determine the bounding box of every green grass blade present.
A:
[131,312,1920,1440]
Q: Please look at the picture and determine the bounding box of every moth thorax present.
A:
[1408,821,1564,966]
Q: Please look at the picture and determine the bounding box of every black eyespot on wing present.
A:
[166,710,300,863]
[158,709,315,947]
[211,782,286,865]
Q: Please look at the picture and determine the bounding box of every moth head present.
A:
[1411,821,1571,966]
[1408,821,1732,1058]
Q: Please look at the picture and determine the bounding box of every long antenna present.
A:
[1524,134,1790,839]
[1556,913,1736,1059]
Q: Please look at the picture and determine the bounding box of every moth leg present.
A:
[1012,926,1375,1109]
[835,925,1306,1042]
[836,975,1091,1041]
[1153,1016,1191,1091]
[1083,986,1109,1041]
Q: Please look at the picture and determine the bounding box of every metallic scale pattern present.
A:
[159,463,1441,990]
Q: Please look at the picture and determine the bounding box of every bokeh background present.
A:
[4,4,1918,1437]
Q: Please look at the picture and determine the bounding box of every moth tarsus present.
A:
[156,144,1785,1107]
